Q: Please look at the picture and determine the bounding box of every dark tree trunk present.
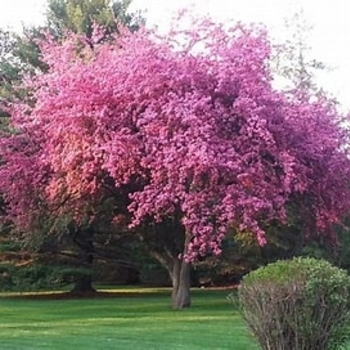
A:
[170,258,191,309]
[71,274,95,293]
[71,225,96,294]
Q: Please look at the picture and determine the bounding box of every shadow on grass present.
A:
[0,290,168,300]
[0,286,238,301]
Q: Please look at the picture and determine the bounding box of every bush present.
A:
[238,257,350,350]
[0,263,92,292]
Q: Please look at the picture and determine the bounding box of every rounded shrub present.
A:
[238,257,350,350]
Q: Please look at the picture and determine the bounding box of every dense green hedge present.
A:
[0,263,91,292]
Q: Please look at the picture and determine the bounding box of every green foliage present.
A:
[0,241,21,252]
[47,0,143,38]
[0,263,91,292]
[193,226,304,287]
[239,257,350,350]
[139,263,171,286]
[194,231,262,286]
[0,27,47,129]
[0,29,18,121]
[300,221,350,272]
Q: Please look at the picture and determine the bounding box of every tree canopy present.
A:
[2,18,349,253]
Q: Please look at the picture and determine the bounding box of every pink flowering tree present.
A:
[1,19,350,308]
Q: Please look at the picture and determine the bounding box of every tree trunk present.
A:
[146,225,192,309]
[71,226,96,294]
[71,273,95,293]
[170,258,191,309]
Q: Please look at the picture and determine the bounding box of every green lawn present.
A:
[0,288,257,350]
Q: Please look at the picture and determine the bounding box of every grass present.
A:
[0,287,257,350]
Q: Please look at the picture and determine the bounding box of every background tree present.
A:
[0,29,20,121]
[271,9,330,97]
[46,0,143,38]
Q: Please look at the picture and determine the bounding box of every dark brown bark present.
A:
[70,274,95,293]
[70,225,96,293]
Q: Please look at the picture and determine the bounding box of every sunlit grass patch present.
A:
[0,288,255,350]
